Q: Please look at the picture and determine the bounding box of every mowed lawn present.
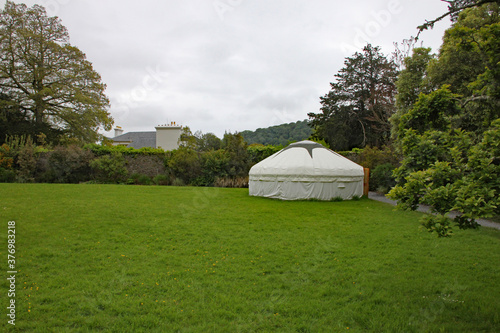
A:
[1,184,499,332]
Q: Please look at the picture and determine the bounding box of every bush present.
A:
[247,144,282,164]
[167,148,202,185]
[90,152,128,183]
[124,155,166,178]
[38,145,94,183]
[357,145,401,170]
[0,144,14,169]
[0,167,16,183]
[421,214,453,238]
[16,139,37,183]
[370,163,397,193]
[84,144,166,156]
[389,121,500,237]
[172,178,185,186]
[153,174,170,186]
[197,149,230,186]
[127,173,153,185]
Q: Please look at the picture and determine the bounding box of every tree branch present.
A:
[416,0,500,40]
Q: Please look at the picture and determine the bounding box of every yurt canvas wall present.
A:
[249,141,364,200]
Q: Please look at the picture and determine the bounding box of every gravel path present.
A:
[368,192,500,231]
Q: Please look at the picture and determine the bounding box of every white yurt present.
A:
[249,140,365,200]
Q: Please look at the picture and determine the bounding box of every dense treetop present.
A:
[240,120,312,146]
[0,1,113,144]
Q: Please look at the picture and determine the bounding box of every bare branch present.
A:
[416,0,500,40]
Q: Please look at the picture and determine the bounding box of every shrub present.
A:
[138,174,153,185]
[84,144,166,156]
[127,173,153,185]
[172,178,185,186]
[357,145,401,171]
[16,139,37,183]
[421,214,453,238]
[198,149,230,186]
[124,155,166,178]
[247,144,282,164]
[153,174,170,186]
[90,152,128,183]
[370,163,397,193]
[0,144,14,169]
[167,148,202,185]
[0,167,16,182]
[38,145,94,183]
[389,121,500,236]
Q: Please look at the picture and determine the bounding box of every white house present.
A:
[110,122,183,150]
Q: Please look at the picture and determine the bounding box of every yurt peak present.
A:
[280,140,326,158]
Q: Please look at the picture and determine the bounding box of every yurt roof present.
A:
[249,140,364,180]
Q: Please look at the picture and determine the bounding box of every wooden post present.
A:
[363,168,370,197]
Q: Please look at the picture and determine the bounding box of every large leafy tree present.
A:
[308,44,398,151]
[390,47,435,140]
[0,1,112,144]
[389,3,500,235]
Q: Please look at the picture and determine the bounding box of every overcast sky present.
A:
[4,0,452,138]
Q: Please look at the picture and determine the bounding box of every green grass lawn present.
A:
[1,184,499,332]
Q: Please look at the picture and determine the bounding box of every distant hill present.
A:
[240,120,312,146]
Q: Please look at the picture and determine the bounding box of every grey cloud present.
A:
[3,0,451,138]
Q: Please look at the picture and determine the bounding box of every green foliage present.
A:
[0,135,43,183]
[167,148,202,185]
[153,174,170,186]
[172,178,185,186]
[39,145,94,183]
[398,85,460,136]
[178,126,198,150]
[196,132,222,151]
[0,167,15,182]
[389,123,499,233]
[0,2,112,143]
[421,214,454,238]
[222,132,249,178]
[0,94,65,146]
[395,48,435,111]
[393,129,466,183]
[247,144,282,165]
[453,120,500,222]
[16,138,37,182]
[370,163,397,193]
[90,152,128,183]
[0,143,14,169]
[356,145,401,171]
[345,145,400,193]
[309,44,398,150]
[390,5,500,236]
[240,120,312,146]
[391,47,435,143]
[127,173,153,185]
[84,144,166,156]
[198,149,230,186]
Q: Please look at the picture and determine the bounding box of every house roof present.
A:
[112,131,156,149]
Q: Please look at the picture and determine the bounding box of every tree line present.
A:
[240,120,312,146]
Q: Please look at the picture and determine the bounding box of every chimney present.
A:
[114,126,124,137]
